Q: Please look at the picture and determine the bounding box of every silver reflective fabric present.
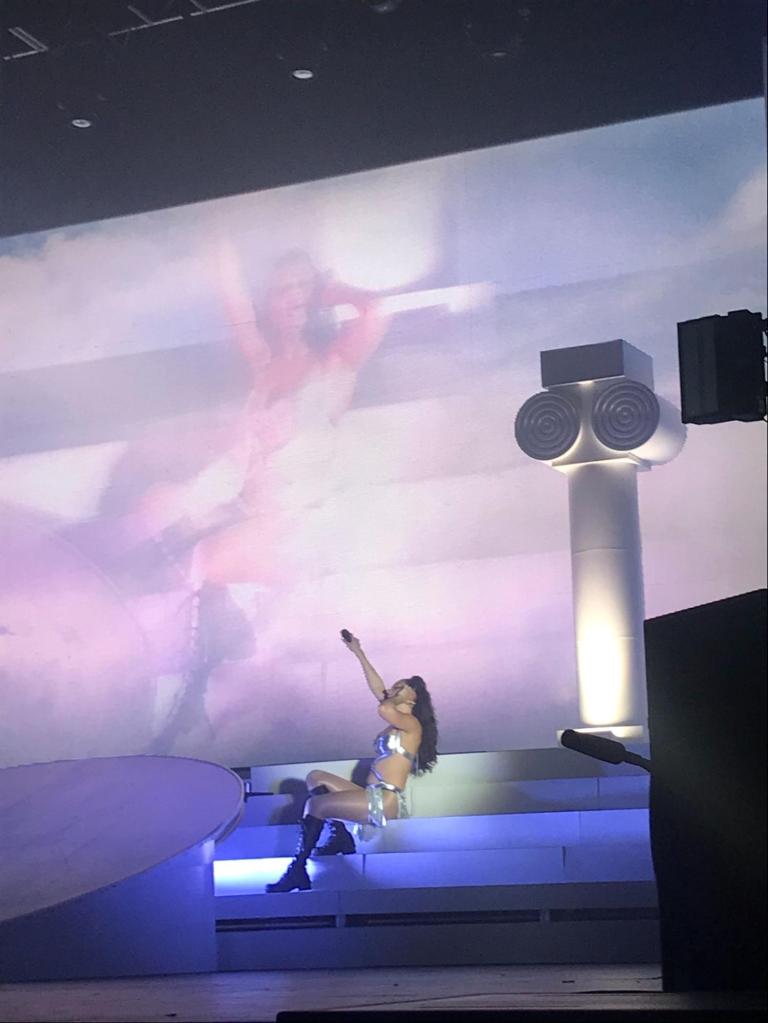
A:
[354,729,414,842]
[373,729,415,762]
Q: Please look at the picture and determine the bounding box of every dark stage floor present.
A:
[1,963,766,1023]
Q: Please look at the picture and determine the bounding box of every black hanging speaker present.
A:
[645,590,767,992]
[677,310,766,424]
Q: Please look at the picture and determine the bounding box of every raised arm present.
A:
[322,280,390,371]
[341,631,387,701]
[212,237,271,377]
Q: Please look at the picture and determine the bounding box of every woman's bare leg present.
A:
[306,789,397,825]
[191,516,281,587]
[306,769,360,793]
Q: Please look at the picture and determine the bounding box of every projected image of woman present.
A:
[188,245,389,582]
[136,245,387,570]
[266,631,439,892]
[145,248,390,753]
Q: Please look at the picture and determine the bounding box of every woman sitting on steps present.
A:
[266,630,439,893]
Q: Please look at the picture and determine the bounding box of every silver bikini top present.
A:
[373,729,415,763]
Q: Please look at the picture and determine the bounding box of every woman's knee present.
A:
[306,769,354,792]
[305,794,329,819]
[306,769,326,790]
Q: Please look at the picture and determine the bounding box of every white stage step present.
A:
[246,747,651,788]
[217,748,657,970]
[409,776,649,815]
[214,841,654,896]
[216,880,658,921]
[239,749,650,828]
[238,775,649,826]
[216,808,649,859]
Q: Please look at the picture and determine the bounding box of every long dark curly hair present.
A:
[258,249,335,356]
[408,675,438,775]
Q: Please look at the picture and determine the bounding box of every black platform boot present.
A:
[265,814,324,893]
[313,820,357,857]
[306,784,357,857]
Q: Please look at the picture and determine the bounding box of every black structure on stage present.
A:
[645,590,768,993]
[276,1008,768,1021]
[677,310,767,424]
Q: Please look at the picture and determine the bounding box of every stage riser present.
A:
[412,777,650,816]
[240,776,649,826]
[0,841,219,983]
[216,809,649,859]
[246,748,650,789]
[217,880,658,919]
[0,757,242,984]
[217,752,657,972]
[214,843,654,894]
[217,919,660,971]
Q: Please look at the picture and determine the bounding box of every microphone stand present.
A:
[621,748,652,773]
[560,729,652,773]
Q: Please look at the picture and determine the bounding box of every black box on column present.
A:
[677,310,765,424]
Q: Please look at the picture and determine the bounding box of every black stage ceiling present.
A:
[0,0,764,238]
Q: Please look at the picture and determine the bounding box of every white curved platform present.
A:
[0,755,243,981]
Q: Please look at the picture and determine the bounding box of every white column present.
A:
[567,460,646,728]
[514,340,686,738]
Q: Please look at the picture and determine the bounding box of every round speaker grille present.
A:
[592,381,660,451]
[515,391,580,460]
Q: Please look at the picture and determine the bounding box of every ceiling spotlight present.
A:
[291,68,314,80]
[71,119,92,128]
[364,0,403,12]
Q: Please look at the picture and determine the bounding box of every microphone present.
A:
[560,729,651,772]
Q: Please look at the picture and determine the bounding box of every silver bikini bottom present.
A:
[354,767,409,841]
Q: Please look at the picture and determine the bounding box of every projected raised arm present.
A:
[213,237,271,378]
[326,281,494,368]
[322,280,390,370]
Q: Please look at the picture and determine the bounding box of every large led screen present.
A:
[0,99,765,768]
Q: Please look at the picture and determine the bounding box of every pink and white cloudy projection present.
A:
[0,100,765,769]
